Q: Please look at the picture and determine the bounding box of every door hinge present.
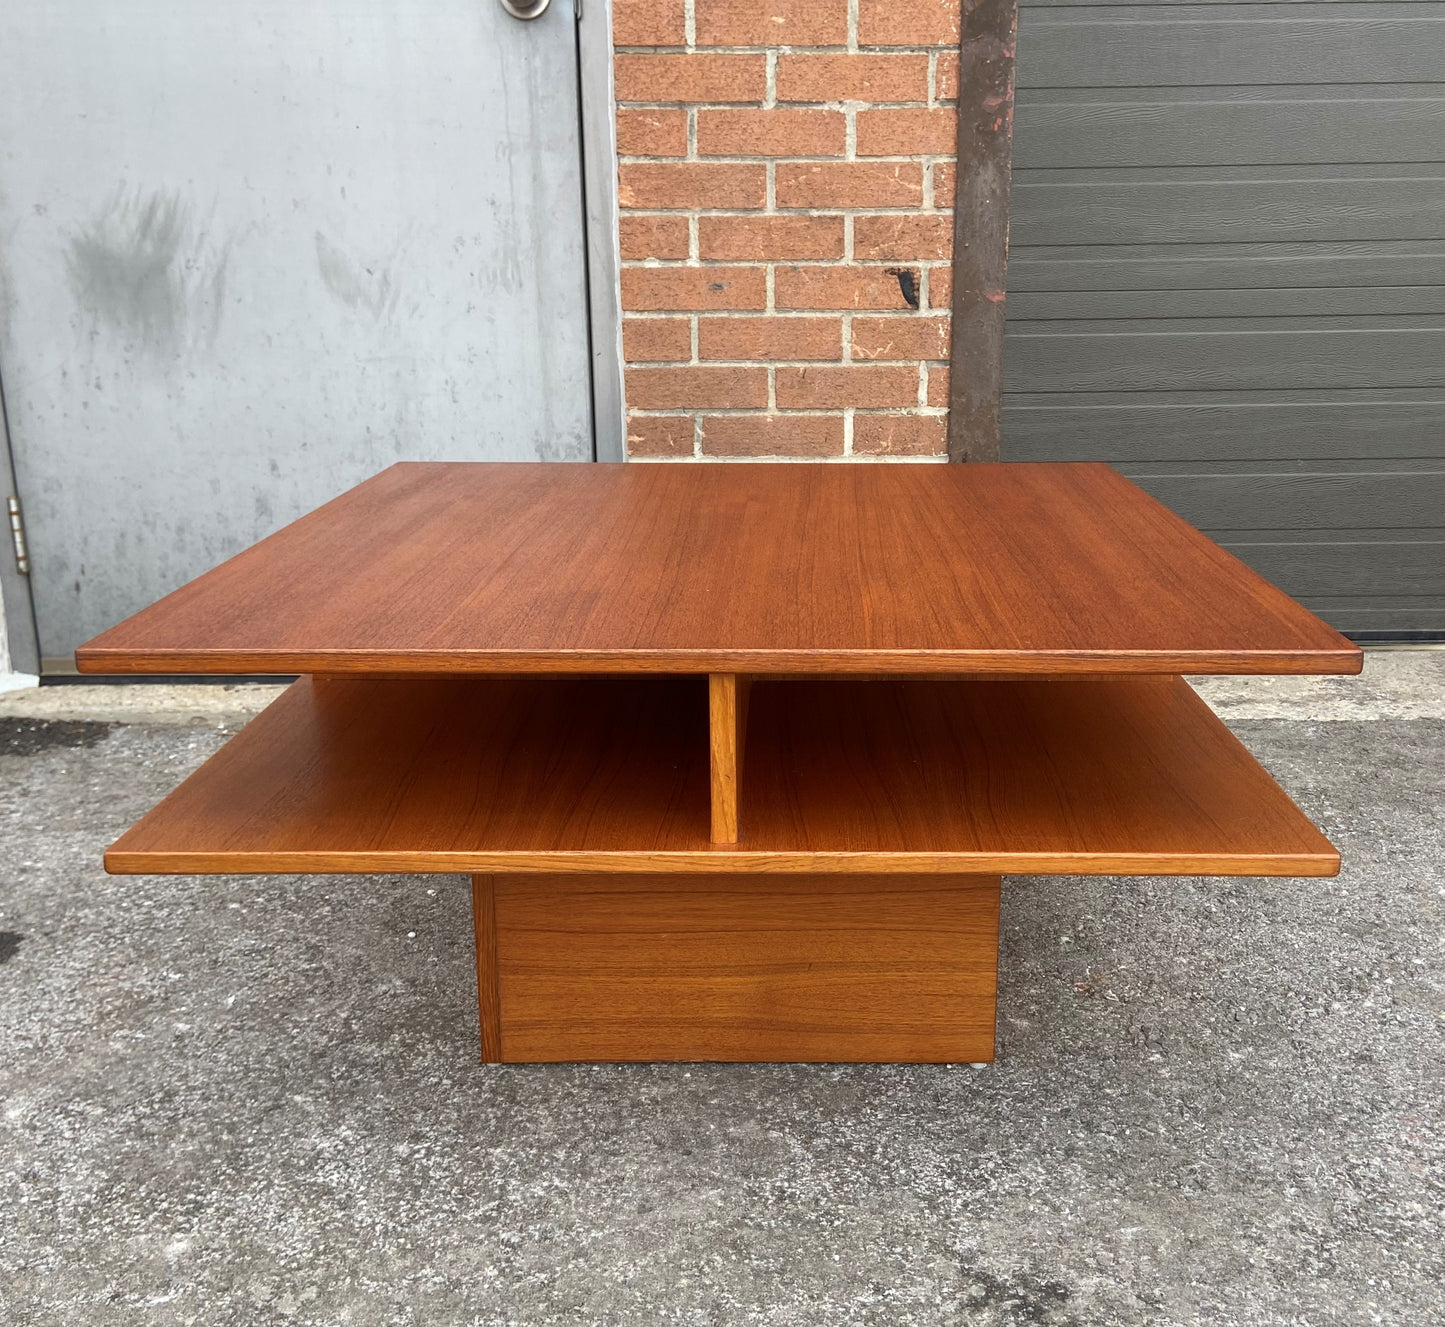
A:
[7,495,30,575]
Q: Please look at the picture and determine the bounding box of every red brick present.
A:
[627,414,695,457]
[624,317,693,362]
[627,366,769,409]
[622,266,767,311]
[698,215,844,261]
[933,160,956,207]
[697,108,845,157]
[613,0,688,46]
[615,54,767,104]
[699,316,842,361]
[701,413,845,456]
[936,52,959,101]
[859,0,960,47]
[852,413,947,456]
[776,54,930,103]
[775,265,917,310]
[926,364,950,406]
[856,108,957,157]
[853,214,953,262]
[927,263,953,310]
[619,162,766,209]
[695,0,849,47]
[616,108,689,157]
[619,214,692,261]
[775,364,919,408]
[775,161,922,208]
[851,315,950,362]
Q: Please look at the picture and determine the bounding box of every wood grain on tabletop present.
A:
[105,674,1340,878]
[76,462,1361,676]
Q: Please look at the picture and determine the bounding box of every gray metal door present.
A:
[0,0,598,672]
[1006,0,1445,639]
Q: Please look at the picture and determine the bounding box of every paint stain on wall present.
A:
[65,188,230,357]
[314,231,400,321]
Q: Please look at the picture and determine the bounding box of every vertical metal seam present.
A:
[0,359,42,672]
[574,0,626,461]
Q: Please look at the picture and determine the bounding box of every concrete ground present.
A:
[0,656,1441,1327]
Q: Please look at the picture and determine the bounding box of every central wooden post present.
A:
[709,673,750,844]
[471,872,1001,1064]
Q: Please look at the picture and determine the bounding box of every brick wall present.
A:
[614,0,960,459]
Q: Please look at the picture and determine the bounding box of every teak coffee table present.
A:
[79,462,1362,1064]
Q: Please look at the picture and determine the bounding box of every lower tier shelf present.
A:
[105,674,1339,877]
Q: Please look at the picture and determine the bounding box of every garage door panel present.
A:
[1007,324,1445,392]
[1016,87,1445,169]
[1011,242,1445,294]
[1008,286,1445,320]
[1218,540,1445,598]
[1010,0,1445,634]
[1122,469,1445,531]
[1013,169,1445,246]
[1026,0,1422,8]
[1006,392,1445,463]
[1022,6,1445,89]
[1291,604,1445,634]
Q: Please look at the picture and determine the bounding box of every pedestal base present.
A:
[472,873,1001,1063]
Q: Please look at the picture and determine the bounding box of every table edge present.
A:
[75,645,1366,677]
[104,848,1342,878]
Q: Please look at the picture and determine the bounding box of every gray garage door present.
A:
[1005,0,1445,639]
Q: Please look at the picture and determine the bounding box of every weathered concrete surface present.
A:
[1189,649,1445,721]
[0,680,1442,1325]
[0,682,287,728]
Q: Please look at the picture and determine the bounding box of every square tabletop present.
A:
[76,461,1361,676]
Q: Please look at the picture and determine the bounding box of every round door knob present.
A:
[499,0,552,17]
